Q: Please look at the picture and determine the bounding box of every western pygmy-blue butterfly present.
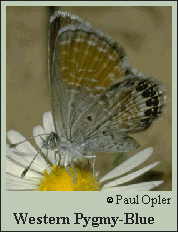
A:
[42,10,165,168]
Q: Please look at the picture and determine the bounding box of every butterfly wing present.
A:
[78,75,165,153]
[49,11,165,154]
[107,76,165,133]
[49,11,130,141]
[83,129,140,153]
[49,11,88,139]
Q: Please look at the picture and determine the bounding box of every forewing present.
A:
[49,11,129,140]
[49,11,87,139]
[49,11,90,75]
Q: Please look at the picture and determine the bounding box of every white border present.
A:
[1,1,177,231]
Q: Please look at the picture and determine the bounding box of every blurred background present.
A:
[6,6,172,190]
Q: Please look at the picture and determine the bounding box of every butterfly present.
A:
[45,10,165,167]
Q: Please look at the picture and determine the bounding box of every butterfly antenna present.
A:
[21,152,39,178]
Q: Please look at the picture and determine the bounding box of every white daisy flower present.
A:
[6,112,163,191]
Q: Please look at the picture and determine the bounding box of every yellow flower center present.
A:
[37,165,101,191]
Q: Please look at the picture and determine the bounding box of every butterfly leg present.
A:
[55,151,61,166]
[86,154,96,177]
[66,164,78,184]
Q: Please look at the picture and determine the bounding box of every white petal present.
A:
[33,125,57,165]
[6,143,48,173]
[33,125,46,139]
[7,130,37,156]
[100,147,154,183]
[6,153,42,179]
[43,112,55,133]
[102,161,160,188]
[6,173,38,190]
[7,130,24,143]
[101,181,164,191]
[33,125,47,151]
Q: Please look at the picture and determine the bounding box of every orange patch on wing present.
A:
[56,30,126,93]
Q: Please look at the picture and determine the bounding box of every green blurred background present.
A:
[6,6,172,190]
